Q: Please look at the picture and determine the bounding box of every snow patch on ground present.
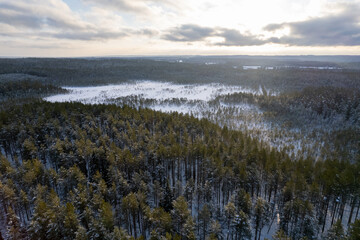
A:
[45,80,259,103]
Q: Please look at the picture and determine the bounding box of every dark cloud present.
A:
[44,17,86,31]
[263,23,285,32]
[50,28,155,40]
[163,24,215,42]
[133,28,159,37]
[264,4,360,46]
[0,2,86,31]
[0,3,42,29]
[215,28,265,46]
[162,25,264,46]
[0,13,42,29]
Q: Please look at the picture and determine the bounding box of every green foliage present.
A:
[348,219,360,240]
[323,220,345,240]
[172,196,194,239]
[1,58,360,92]
[0,80,67,101]
[6,207,25,240]
[273,229,291,240]
[233,210,252,240]
[160,181,174,212]
[0,101,358,239]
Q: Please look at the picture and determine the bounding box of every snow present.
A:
[243,66,261,70]
[298,66,341,70]
[280,66,342,70]
[151,104,194,115]
[45,80,259,104]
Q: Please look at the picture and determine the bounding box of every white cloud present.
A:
[1,0,360,56]
[0,0,158,41]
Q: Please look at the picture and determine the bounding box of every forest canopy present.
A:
[0,101,359,239]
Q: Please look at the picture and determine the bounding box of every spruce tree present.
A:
[160,180,174,212]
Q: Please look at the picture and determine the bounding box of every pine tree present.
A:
[149,207,172,236]
[198,204,211,240]
[63,202,79,240]
[235,189,252,216]
[209,220,223,240]
[75,225,87,240]
[160,181,174,212]
[100,200,114,231]
[233,210,252,240]
[111,226,131,240]
[28,200,49,240]
[172,196,195,239]
[272,229,291,240]
[253,198,271,240]
[224,201,236,238]
[122,192,137,238]
[153,180,163,207]
[6,207,25,240]
[46,190,65,240]
[323,219,345,240]
[225,200,236,232]
[348,219,360,240]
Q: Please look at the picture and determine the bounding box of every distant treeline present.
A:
[0,80,67,100]
[0,58,360,92]
[0,80,67,111]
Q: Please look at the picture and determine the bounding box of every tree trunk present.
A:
[348,197,356,225]
[254,225,258,240]
[355,203,359,220]
[133,213,137,239]
[331,199,338,226]
[322,200,329,232]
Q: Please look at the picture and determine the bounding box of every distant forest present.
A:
[1,58,360,92]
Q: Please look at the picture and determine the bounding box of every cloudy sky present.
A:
[0,0,360,57]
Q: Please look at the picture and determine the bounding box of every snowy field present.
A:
[45,80,269,117]
[45,80,263,104]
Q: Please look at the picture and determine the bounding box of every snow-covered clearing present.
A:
[45,80,260,104]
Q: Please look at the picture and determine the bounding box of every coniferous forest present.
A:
[0,57,360,240]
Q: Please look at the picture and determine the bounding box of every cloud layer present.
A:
[0,0,155,41]
[0,0,360,56]
[163,25,265,46]
[162,3,360,47]
[264,4,360,46]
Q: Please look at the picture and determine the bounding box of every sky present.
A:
[0,0,360,57]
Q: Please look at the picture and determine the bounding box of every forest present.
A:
[1,58,360,92]
[0,101,359,239]
[0,57,359,240]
